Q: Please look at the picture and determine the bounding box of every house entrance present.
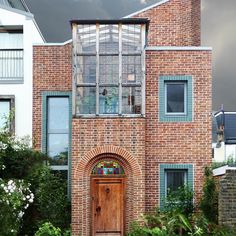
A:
[91,160,125,236]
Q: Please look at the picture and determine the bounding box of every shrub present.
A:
[0,179,34,235]
[199,167,218,224]
[164,185,194,216]
[34,222,62,236]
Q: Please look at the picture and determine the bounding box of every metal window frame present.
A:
[164,169,187,197]
[164,81,187,116]
[72,22,146,117]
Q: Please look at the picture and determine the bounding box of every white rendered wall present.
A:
[0,8,44,140]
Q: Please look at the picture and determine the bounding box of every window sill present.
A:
[73,114,145,119]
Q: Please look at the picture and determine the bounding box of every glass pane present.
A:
[0,100,10,129]
[99,24,119,54]
[166,170,186,194]
[76,87,96,114]
[48,134,68,165]
[77,56,96,84]
[122,24,142,53]
[48,98,69,132]
[92,160,125,175]
[77,25,96,53]
[122,87,141,114]
[122,55,142,83]
[99,56,119,84]
[166,83,185,113]
[99,87,118,114]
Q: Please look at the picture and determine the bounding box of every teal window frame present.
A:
[159,76,193,122]
[159,164,193,209]
[42,91,72,196]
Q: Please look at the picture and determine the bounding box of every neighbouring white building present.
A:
[0,0,44,139]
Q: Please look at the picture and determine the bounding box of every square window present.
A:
[165,169,187,196]
[160,164,193,209]
[165,82,186,114]
[159,76,193,122]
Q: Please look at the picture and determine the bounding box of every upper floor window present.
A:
[0,28,23,83]
[159,76,193,122]
[71,20,148,116]
[165,82,187,115]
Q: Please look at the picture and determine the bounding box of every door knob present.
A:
[96,206,101,212]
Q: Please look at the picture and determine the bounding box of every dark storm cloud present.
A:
[25,0,236,111]
[202,0,236,110]
[25,0,157,42]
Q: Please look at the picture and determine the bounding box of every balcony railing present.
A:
[0,49,23,82]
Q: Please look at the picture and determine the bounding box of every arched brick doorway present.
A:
[72,146,144,236]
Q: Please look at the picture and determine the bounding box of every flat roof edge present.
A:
[33,39,72,46]
[70,18,149,26]
[146,46,212,51]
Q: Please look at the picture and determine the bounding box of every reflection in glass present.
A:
[99,87,118,114]
[122,87,141,114]
[47,97,69,166]
[0,100,10,129]
[166,83,186,113]
[76,87,96,114]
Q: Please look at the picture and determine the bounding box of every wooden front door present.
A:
[92,178,125,236]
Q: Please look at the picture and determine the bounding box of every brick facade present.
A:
[133,0,201,46]
[33,0,212,235]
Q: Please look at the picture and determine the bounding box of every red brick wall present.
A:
[133,0,201,46]
[33,43,72,150]
[145,49,212,210]
[32,1,211,235]
[71,121,146,235]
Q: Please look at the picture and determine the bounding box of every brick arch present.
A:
[75,145,142,178]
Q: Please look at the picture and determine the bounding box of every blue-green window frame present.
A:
[42,91,72,196]
[159,164,194,209]
[159,76,193,122]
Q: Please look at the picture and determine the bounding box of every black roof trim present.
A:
[70,18,149,26]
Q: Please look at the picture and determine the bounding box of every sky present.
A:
[24,0,236,111]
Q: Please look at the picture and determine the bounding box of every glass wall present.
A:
[74,22,145,116]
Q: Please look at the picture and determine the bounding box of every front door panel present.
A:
[92,178,124,236]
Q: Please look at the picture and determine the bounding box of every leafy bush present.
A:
[0,129,71,235]
[35,222,62,236]
[0,179,34,235]
[199,167,218,223]
[164,185,194,216]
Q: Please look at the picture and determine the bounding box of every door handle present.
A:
[96,206,101,212]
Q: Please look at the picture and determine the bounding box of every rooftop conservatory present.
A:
[71,19,148,116]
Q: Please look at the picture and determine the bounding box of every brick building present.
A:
[33,0,212,235]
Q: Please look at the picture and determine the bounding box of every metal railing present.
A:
[0,49,23,82]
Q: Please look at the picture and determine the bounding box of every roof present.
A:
[0,0,28,12]
[70,18,149,26]
[215,111,236,144]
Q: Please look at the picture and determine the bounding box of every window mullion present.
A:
[96,23,99,115]
[141,24,146,116]
[118,23,122,115]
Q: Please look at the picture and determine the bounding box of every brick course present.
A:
[32,0,212,235]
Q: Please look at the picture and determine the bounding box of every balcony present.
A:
[0,49,23,83]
